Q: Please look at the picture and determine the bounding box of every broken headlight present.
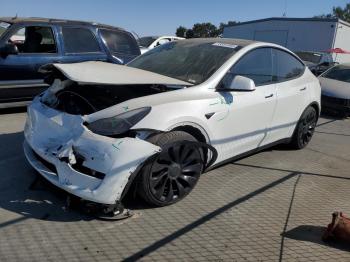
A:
[86,107,151,136]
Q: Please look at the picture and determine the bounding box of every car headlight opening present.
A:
[86,107,151,136]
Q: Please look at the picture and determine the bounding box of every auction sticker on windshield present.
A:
[212,42,238,49]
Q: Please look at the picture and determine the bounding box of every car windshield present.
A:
[323,65,350,83]
[0,21,11,38]
[138,36,157,47]
[128,40,240,85]
[295,52,322,64]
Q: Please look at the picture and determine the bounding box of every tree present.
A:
[192,23,219,38]
[174,20,239,38]
[314,3,350,23]
[186,29,194,38]
[176,26,187,38]
[333,3,350,22]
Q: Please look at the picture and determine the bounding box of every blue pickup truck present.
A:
[0,17,141,108]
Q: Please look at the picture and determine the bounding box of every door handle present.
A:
[265,94,274,98]
[300,87,307,91]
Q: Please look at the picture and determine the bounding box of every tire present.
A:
[290,106,318,149]
[138,131,203,207]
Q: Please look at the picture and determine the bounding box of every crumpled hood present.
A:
[52,61,192,86]
[319,77,350,99]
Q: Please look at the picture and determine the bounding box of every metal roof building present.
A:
[223,17,350,63]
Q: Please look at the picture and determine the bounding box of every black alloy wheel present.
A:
[291,106,318,149]
[138,131,203,206]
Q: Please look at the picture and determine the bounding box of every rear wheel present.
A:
[290,106,318,149]
[138,131,203,206]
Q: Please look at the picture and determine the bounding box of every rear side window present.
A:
[228,48,273,86]
[100,29,139,55]
[62,27,101,53]
[273,49,304,81]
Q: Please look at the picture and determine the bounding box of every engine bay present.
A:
[44,82,176,115]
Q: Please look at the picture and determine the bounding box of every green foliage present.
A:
[186,29,194,39]
[192,23,218,38]
[175,20,238,39]
[175,26,187,38]
[333,3,350,22]
[315,3,350,23]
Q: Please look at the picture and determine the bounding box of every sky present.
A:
[1,0,349,36]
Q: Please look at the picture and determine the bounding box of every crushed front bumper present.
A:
[23,97,160,205]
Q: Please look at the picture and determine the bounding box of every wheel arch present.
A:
[309,101,321,118]
[171,124,208,144]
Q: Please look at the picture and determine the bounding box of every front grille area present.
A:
[70,152,105,180]
[71,162,105,180]
[31,146,105,180]
[32,150,58,174]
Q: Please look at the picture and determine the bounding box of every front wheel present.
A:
[290,106,318,149]
[138,131,203,207]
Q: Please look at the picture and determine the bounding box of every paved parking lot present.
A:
[0,109,349,261]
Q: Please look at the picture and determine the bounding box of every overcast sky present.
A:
[1,0,349,36]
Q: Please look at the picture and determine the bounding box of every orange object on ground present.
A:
[323,212,350,243]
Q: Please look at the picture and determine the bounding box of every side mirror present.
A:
[0,43,19,57]
[226,75,256,91]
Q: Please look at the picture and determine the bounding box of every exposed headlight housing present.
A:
[86,107,151,136]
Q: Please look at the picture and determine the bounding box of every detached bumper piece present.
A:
[66,196,133,220]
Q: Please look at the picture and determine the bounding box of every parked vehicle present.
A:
[0,17,140,108]
[319,63,350,116]
[138,35,184,54]
[23,39,320,212]
[295,51,335,76]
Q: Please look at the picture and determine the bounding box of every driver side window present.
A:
[8,26,57,54]
[222,48,273,88]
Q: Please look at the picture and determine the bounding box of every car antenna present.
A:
[282,0,287,17]
[12,13,18,20]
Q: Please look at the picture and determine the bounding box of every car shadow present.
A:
[0,130,154,227]
[0,106,27,115]
[283,225,350,252]
[320,110,348,120]
[0,131,95,225]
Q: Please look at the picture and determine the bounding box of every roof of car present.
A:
[0,17,125,31]
[181,37,256,46]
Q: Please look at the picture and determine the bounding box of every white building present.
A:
[223,17,350,63]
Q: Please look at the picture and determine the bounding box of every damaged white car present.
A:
[24,38,321,211]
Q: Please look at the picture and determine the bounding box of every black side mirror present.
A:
[0,43,19,57]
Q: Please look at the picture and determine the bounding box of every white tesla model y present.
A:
[24,38,321,210]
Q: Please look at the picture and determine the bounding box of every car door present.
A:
[58,26,107,64]
[210,48,277,162]
[265,48,309,143]
[0,24,61,103]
